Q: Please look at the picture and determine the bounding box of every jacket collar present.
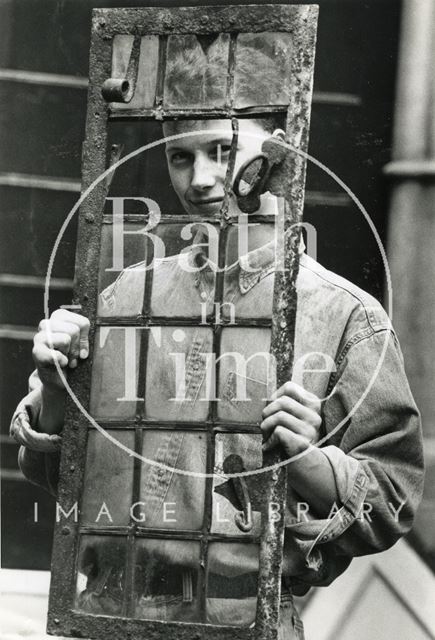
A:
[190,231,280,295]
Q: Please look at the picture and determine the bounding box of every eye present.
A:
[169,151,192,166]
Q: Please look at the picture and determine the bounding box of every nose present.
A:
[190,153,217,191]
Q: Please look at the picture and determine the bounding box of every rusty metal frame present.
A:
[47,5,318,639]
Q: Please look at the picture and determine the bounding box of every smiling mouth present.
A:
[189,197,224,206]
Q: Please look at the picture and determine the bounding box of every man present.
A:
[10,40,424,639]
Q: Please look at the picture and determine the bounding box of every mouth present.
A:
[189,197,224,206]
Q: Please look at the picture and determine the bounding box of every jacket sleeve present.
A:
[285,327,424,591]
[10,371,61,496]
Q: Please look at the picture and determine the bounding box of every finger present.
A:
[262,395,321,425]
[34,331,72,358]
[271,381,321,412]
[260,410,317,443]
[50,310,90,359]
[262,426,309,456]
[32,343,69,369]
[38,320,80,366]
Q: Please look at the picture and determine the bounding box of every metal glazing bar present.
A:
[198,429,216,621]
[155,35,168,114]
[108,106,289,121]
[124,427,144,616]
[96,317,272,328]
[78,527,260,544]
[123,530,136,617]
[102,214,277,224]
[95,421,262,433]
[136,238,154,420]
[226,33,238,110]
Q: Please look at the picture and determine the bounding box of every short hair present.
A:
[165,36,286,133]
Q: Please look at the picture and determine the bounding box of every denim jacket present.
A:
[10,246,424,635]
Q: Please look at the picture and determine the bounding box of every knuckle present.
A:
[315,414,322,428]
[57,334,71,349]
[275,426,286,441]
[310,413,322,429]
[284,381,294,394]
[276,397,286,410]
[307,426,317,443]
[310,397,322,413]
[69,324,80,339]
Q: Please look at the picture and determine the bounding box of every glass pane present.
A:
[90,326,142,420]
[206,542,259,626]
[139,431,207,530]
[75,535,127,616]
[151,224,217,317]
[164,34,229,108]
[98,223,148,317]
[145,326,213,421]
[217,327,273,422]
[223,223,275,320]
[134,539,201,622]
[212,433,262,535]
[81,430,135,526]
[106,120,179,214]
[111,35,159,110]
[234,33,293,108]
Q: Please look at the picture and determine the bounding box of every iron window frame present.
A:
[47,5,318,639]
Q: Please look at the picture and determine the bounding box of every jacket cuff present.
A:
[10,387,62,453]
[285,446,369,569]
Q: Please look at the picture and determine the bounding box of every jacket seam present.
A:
[337,326,394,368]
[327,327,394,392]
[300,261,385,332]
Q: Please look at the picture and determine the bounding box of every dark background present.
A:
[0,0,402,569]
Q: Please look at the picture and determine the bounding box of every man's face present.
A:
[163,119,270,216]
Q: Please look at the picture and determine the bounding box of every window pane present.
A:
[98,223,148,317]
[106,120,178,214]
[139,431,207,530]
[206,542,259,626]
[234,33,293,108]
[81,430,135,526]
[212,433,262,535]
[151,224,217,317]
[164,34,229,108]
[90,326,142,420]
[145,326,213,421]
[217,327,273,422]
[111,35,159,110]
[75,535,127,616]
[223,223,275,320]
[134,539,201,622]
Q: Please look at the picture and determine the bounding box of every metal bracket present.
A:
[233,135,288,214]
[101,34,141,103]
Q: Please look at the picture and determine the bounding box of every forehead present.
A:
[163,119,267,150]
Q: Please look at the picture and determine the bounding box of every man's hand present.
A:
[32,309,90,392]
[261,381,322,457]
